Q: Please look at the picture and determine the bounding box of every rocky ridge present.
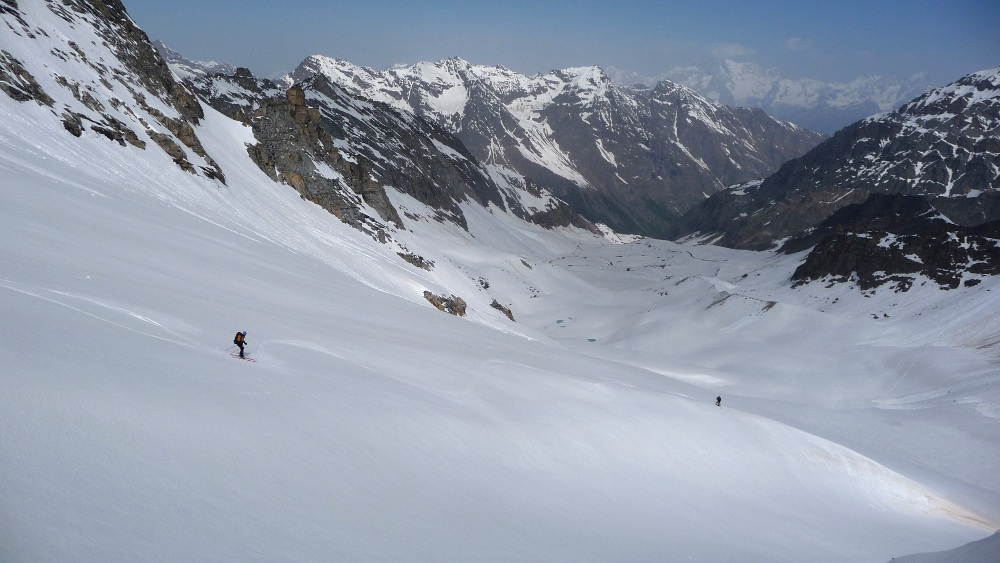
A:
[287,56,824,238]
[0,0,223,181]
[787,194,1000,291]
[679,68,1000,251]
[153,40,236,81]
[186,67,596,241]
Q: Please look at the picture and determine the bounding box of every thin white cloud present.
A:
[785,37,814,52]
[708,43,754,58]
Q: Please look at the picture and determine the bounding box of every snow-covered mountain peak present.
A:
[680,66,1000,250]
[857,67,1000,150]
[287,55,822,236]
[154,40,236,81]
[894,66,1000,123]
[634,58,937,133]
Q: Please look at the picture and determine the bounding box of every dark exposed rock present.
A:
[293,57,823,238]
[779,193,949,254]
[243,85,400,239]
[143,106,224,181]
[147,130,194,170]
[423,291,467,316]
[184,67,284,125]
[790,194,1000,291]
[490,299,515,321]
[0,49,54,105]
[398,252,434,271]
[61,112,83,136]
[304,74,490,230]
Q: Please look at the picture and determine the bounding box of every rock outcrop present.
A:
[190,68,597,237]
[789,194,1000,291]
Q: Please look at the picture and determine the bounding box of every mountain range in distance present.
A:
[164,44,825,238]
[607,58,935,135]
[156,42,999,293]
[160,40,933,137]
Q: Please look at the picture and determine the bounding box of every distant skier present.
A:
[234,331,247,358]
[715,395,721,407]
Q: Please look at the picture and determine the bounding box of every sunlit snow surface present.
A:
[1,74,999,563]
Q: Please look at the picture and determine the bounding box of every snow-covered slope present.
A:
[1,2,997,562]
[4,89,999,560]
[3,83,998,562]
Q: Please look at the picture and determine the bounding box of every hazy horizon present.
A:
[126,0,999,86]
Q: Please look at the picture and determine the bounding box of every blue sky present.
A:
[125,0,998,85]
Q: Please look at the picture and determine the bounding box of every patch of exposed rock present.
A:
[423,291,467,316]
[244,85,400,240]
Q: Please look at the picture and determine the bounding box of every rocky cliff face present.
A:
[0,0,223,181]
[288,56,824,238]
[1,1,594,253]
[187,67,596,240]
[680,68,1000,251]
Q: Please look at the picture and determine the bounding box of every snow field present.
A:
[0,71,997,562]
